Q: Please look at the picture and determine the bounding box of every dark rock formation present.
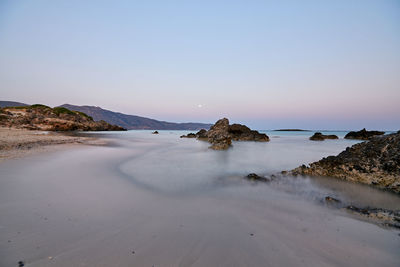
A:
[190,118,269,150]
[325,196,341,204]
[344,128,385,140]
[245,173,271,182]
[180,133,196,138]
[228,124,269,141]
[196,129,208,140]
[0,105,126,131]
[291,132,400,193]
[345,206,400,228]
[152,131,159,134]
[207,118,232,150]
[310,132,339,141]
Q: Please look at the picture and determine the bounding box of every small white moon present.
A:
[197,104,203,108]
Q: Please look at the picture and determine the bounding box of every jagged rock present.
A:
[310,132,338,141]
[152,131,159,134]
[195,129,208,140]
[325,196,341,203]
[207,118,232,150]
[345,206,400,228]
[180,133,196,138]
[246,173,271,182]
[344,128,384,140]
[291,132,400,193]
[228,124,269,141]
[191,118,269,150]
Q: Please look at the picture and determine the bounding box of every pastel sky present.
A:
[1,0,399,130]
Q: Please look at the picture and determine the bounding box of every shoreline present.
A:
[0,127,104,162]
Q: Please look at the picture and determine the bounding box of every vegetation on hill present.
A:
[0,105,125,131]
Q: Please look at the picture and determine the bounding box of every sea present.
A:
[0,130,399,266]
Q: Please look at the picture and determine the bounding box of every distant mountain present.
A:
[59,104,212,130]
[0,101,29,108]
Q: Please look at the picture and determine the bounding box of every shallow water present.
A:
[0,130,399,266]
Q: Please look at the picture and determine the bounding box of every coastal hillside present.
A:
[0,101,28,108]
[59,104,212,130]
[0,105,126,131]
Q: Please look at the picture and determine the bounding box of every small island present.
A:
[309,132,339,141]
[274,129,310,131]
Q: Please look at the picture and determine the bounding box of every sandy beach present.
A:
[0,127,99,161]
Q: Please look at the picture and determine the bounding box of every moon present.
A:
[197,104,203,108]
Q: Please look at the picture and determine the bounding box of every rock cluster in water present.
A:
[0,105,126,131]
[180,118,269,150]
[344,128,385,140]
[309,132,339,141]
[291,131,400,193]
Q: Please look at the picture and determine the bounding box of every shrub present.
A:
[75,111,93,120]
[30,104,51,109]
[53,107,76,116]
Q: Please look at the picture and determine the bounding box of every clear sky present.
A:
[1,0,399,130]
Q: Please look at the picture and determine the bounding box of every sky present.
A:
[0,0,399,130]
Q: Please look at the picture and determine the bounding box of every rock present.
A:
[345,206,400,227]
[325,196,341,203]
[344,128,384,140]
[152,131,159,134]
[195,129,208,140]
[228,124,269,141]
[190,118,269,150]
[210,138,232,150]
[291,132,400,193]
[310,132,338,141]
[207,118,232,150]
[246,173,271,182]
[180,133,196,138]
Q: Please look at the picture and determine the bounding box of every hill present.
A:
[59,104,212,130]
[0,105,126,131]
[0,101,29,108]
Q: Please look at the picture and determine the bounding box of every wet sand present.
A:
[0,131,399,266]
[0,128,101,161]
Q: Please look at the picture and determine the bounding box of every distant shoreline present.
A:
[273,129,310,132]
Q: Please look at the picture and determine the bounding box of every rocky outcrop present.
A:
[207,118,232,150]
[189,118,269,150]
[245,173,271,182]
[152,131,159,134]
[291,132,400,193]
[196,129,208,140]
[180,129,210,139]
[0,105,126,131]
[180,133,196,138]
[344,128,384,140]
[309,132,338,141]
[228,124,269,141]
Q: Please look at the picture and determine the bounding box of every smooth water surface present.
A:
[0,130,399,267]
